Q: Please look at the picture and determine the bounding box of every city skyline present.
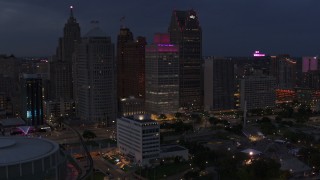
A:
[0,0,320,57]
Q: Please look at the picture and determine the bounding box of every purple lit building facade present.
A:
[302,57,318,73]
[145,33,179,114]
[301,57,320,89]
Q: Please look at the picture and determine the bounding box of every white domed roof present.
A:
[84,27,107,37]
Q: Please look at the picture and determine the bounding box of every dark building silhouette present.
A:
[51,6,81,101]
[204,57,235,111]
[270,55,296,89]
[117,28,146,99]
[56,6,81,62]
[21,74,43,126]
[116,28,146,117]
[168,10,202,111]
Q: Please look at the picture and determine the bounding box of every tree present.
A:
[275,116,282,123]
[260,117,271,123]
[82,130,97,141]
[208,117,218,125]
[174,112,182,119]
[158,114,167,120]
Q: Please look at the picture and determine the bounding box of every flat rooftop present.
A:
[124,115,156,123]
[0,117,26,127]
[0,137,59,165]
[161,145,187,153]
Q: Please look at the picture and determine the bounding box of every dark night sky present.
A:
[0,0,320,57]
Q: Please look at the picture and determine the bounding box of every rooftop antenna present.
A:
[70,5,74,18]
[120,16,126,28]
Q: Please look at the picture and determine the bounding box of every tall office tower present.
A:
[51,6,81,101]
[168,10,202,111]
[117,28,146,116]
[56,6,81,62]
[204,57,235,111]
[145,33,179,115]
[240,74,276,110]
[117,28,133,100]
[21,74,44,126]
[73,27,116,124]
[117,115,160,166]
[270,55,296,89]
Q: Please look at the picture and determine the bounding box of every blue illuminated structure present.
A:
[21,74,44,126]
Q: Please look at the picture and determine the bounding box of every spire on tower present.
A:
[70,5,74,18]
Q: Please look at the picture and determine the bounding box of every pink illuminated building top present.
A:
[302,57,318,72]
[146,33,178,53]
[153,33,170,44]
[253,51,266,57]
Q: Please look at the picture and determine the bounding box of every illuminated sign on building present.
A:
[253,51,266,57]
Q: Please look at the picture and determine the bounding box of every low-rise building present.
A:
[160,145,188,160]
[117,115,160,166]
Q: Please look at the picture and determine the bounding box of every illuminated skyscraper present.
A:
[51,6,81,101]
[145,33,179,114]
[168,10,202,111]
[21,74,43,126]
[73,26,116,124]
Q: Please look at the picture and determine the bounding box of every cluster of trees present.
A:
[257,117,277,135]
[82,130,97,141]
[282,129,314,144]
[299,147,320,171]
[249,108,273,116]
[278,104,312,123]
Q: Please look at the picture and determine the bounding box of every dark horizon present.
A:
[0,0,320,57]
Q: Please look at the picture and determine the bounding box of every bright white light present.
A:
[249,151,253,156]
[138,115,144,120]
[190,15,195,19]
[70,5,73,9]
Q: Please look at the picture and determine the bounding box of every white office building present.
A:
[117,115,160,166]
[73,27,116,124]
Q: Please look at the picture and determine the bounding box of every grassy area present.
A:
[85,140,99,147]
[138,162,189,179]
[92,172,105,180]
[96,139,117,148]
